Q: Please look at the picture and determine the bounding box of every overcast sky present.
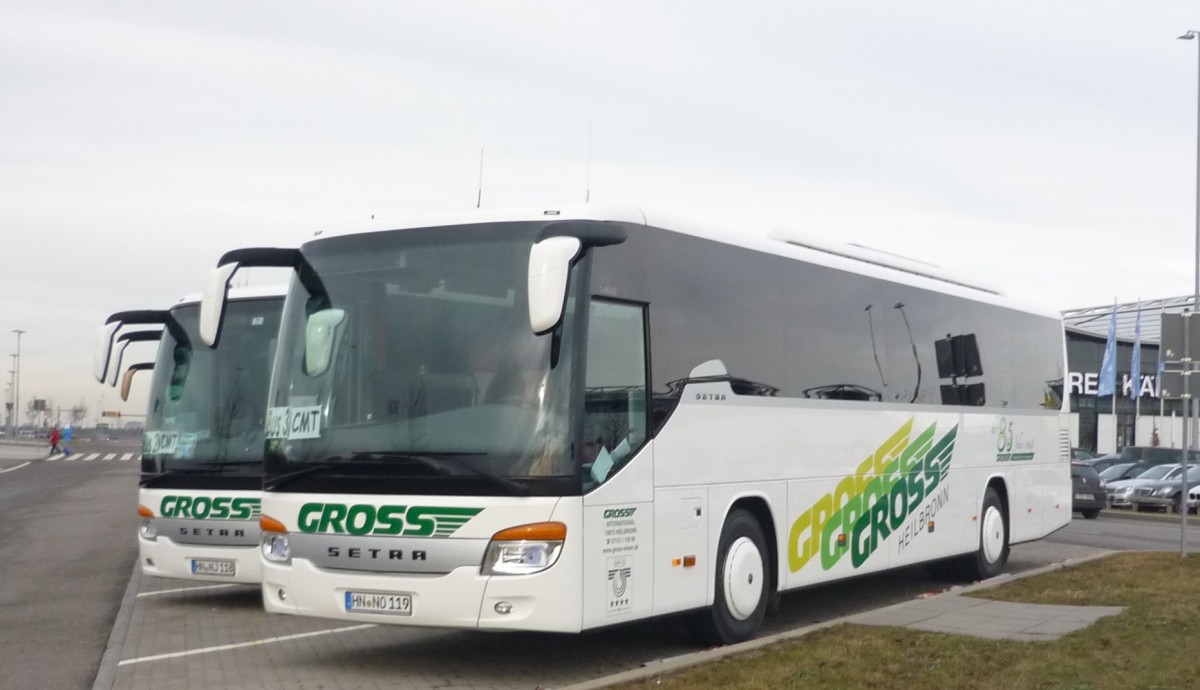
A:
[2,0,1199,425]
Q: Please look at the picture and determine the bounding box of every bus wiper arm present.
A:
[140,466,230,487]
[264,461,346,491]
[352,452,530,496]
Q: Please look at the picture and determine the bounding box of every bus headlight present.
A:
[137,504,157,541]
[139,519,157,541]
[260,514,291,564]
[482,522,566,576]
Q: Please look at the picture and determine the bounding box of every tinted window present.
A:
[590,224,1062,425]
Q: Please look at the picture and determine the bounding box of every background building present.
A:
[1062,296,1193,453]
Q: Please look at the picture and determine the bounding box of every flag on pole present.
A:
[1157,340,1166,394]
[1097,301,1118,397]
[1130,302,1142,398]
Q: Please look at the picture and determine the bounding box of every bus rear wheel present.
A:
[692,508,769,646]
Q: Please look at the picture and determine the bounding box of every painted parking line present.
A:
[137,584,243,598]
[116,624,377,666]
[0,462,32,474]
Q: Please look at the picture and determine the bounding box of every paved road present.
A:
[0,439,139,690]
[3,441,1193,690]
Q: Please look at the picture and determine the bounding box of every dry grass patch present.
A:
[614,553,1200,690]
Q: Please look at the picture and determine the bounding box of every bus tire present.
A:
[693,508,769,646]
[958,486,1008,581]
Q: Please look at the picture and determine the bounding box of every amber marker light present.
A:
[491,522,567,542]
[137,504,154,518]
[261,515,289,533]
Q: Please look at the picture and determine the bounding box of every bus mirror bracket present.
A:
[94,310,169,383]
[200,263,240,348]
[528,236,582,334]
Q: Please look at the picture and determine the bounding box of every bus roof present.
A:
[306,203,1057,321]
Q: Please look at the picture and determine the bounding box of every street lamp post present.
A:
[1183,31,1200,306]
[12,330,23,433]
[1177,30,1199,557]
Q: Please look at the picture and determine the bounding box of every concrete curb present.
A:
[560,549,1120,690]
[92,560,142,690]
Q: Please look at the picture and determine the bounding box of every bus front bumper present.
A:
[261,558,580,632]
[138,535,263,584]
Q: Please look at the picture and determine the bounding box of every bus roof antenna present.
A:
[477,148,484,209]
[585,119,592,203]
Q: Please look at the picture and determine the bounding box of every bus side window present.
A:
[584,299,648,485]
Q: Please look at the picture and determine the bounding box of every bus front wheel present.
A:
[693,508,769,646]
[959,486,1009,581]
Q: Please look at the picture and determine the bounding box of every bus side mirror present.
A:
[200,263,240,348]
[305,308,346,376]
[528,236,581,335]
[121,363,154,402]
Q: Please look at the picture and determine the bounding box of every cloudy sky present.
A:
[1,0,1198,424]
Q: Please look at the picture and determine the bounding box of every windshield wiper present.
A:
[350,452,530,496]
[264,461,350,491]
[140,466,231,487]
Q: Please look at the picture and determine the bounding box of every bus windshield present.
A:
[263,223,579,496]
[143,299,282,484]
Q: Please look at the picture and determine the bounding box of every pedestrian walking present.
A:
[61,424,73,456]
[49,426,61,456]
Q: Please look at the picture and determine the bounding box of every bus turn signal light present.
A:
[137,504,154,518]
[261,515,289,534]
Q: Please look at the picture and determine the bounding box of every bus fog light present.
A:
[494,601,513,615]
[139,519,157,541]
[262,533,291,564]
[278,588,287,602]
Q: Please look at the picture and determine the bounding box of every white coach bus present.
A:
[98,285,285,583]
[202,204,1069,644]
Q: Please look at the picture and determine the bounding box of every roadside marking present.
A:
[65,454,79,461]
[82,453,101,462]
[46,453,63,462]
[102,453,117,461]
[137,584,243,598]
[116,624,378,666]
[0,462,32,474]
[120,453,134,461]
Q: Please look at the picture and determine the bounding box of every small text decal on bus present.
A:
[788,418,956,573]
[297,503,483,537]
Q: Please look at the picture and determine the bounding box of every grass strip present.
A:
[614,552,1199,690]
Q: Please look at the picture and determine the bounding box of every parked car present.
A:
[1097,462,1135,481]
[1071,447,1097,462]
[1071,462,1106,519]
[1131,465,1200,513]
[1087,447,1181,474]
[1107,464,1184,508]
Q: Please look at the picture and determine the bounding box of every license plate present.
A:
[345,591,413,615]
[191,558,236,576]
[1074,493,1093,501]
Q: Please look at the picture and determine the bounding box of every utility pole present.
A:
[12,329,23,433]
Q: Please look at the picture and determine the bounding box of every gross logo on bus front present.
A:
[159,495,261,520]
[297,502,483,537]
[788,418,956,573]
